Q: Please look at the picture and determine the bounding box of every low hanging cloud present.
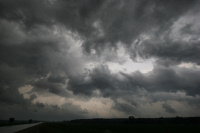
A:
[162,103,176,114]
[0,0,200,120]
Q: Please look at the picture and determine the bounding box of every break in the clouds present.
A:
[0,0,200,121]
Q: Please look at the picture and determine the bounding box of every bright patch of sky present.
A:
[107,42,154,74]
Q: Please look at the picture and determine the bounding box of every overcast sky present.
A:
[0,0,200,121]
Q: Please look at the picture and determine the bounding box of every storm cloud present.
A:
[0,0,200,120]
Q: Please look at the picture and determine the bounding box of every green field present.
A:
[21,122,200,133]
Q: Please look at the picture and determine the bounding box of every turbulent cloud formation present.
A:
[162,103,176,114]
[0,0,200,121]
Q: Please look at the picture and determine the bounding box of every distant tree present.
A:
[129,116,135,120]
[9,118,15,123]
[28,119,33,123]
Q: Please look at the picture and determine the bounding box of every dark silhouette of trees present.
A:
[28,119,33,123]
[129,116,135,120]
[9,118,15,123]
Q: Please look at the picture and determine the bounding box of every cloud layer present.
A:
[0,0,200,120]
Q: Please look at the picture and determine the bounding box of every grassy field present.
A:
[19,122,200,133]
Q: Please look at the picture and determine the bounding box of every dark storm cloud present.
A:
[65,62,200,114]
[68,65,116,96]
[0,21,66,102]
[0,0,199,70]
[82,0,197,53]
[68,65,134,97]
[47,75,67,84]
[32,79,64,95]
[1,0,197,55]
[0,63,33,104]
[134,35,200,65]
[123,65,200,96]
[0,0,104,37]
[0,0,200,120]
[35,102,45,108]
[68,63,200,100]
[30,74,69,96]
[0,100,88,121]
[113,101,137,115]
[162,103,176,114]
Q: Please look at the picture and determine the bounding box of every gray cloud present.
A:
[0,0,200,120]
[133,35,200,65]
[82,0,198,53]
[113,101,137,115]
[162,103,176,114]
